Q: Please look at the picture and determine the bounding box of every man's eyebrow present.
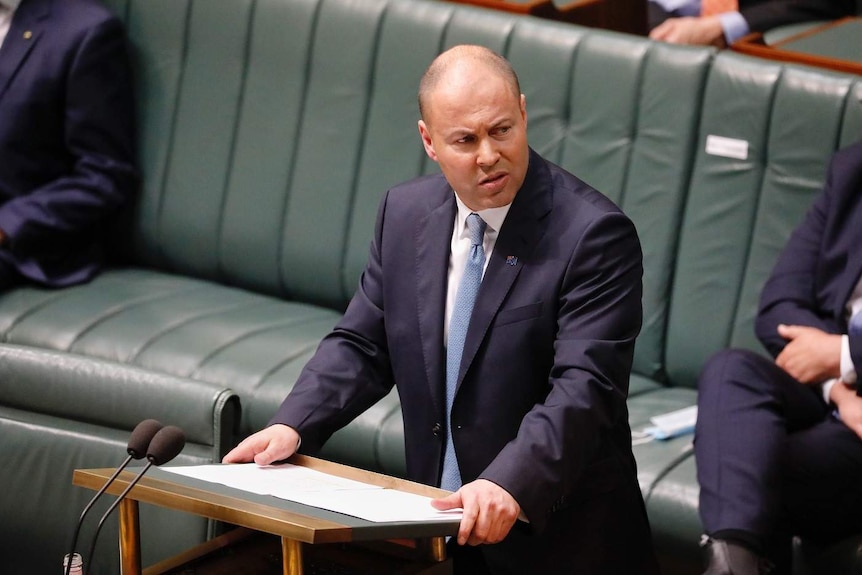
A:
[443,128,475,138]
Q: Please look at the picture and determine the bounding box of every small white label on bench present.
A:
[705,135,748,160]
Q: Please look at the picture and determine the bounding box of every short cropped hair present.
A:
[418,45,521,122]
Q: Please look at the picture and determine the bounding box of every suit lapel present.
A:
[415,192,457,415]
[0,0,50,103]
[839,190,862,321]
[457,151,553,392]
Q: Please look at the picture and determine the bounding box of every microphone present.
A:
[64,419,164,575]
[84,425,186,575]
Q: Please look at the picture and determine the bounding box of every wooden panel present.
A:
[73,468,357,545]
[440,0,648,36]
[732,18,862,76]
[72,455,457,544]
[73,456,459,575]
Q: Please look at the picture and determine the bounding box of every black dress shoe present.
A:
[701,536,772,575]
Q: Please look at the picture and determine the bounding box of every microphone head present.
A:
[127,419,164,459]
[146,426,186,466]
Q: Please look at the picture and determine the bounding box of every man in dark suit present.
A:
[0,0,137,289]
[695,140,862,575]
[649,0,855,47]
[224,45,659,574]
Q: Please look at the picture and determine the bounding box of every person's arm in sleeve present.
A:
[0,16,137,253]
[225,189,397,462]
[456,210,643,538]
[755,151,855,388]
[755,168,838,358]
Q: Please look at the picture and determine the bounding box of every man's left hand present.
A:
[431,479,520,546]
[775,324,842,384]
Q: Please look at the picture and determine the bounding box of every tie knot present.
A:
[466,213,486,247]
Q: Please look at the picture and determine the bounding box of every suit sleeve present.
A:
[755,159,839,357]
[479,210,643,532]
[0,16,137,253]
[269,190,396,453]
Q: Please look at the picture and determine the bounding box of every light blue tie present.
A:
[441,213,486,492]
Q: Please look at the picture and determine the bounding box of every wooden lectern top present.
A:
[73,455,456,575]
[72,454,460,545]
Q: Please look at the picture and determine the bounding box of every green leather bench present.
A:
[0,0,860,573]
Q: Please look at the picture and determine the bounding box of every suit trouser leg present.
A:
[695,349,830,541]
[696,347,862,568]
[781,413,862,541]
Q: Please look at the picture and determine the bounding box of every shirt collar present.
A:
[453,193,511,237]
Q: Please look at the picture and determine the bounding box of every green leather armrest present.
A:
[0,343,239,459]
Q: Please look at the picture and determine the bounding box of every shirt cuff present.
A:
[841,333,856,385]
[649,0,699,15]
[719,11,750,44]
[822,378,838,405]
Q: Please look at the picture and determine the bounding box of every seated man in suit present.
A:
[695,139,862,575]
[0,0,137,290]
[224,44,659,575]
[648,0,855,47]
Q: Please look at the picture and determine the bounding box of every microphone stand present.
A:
[64,419,163,575]
[83,460,156,575]
[82,425,185,575]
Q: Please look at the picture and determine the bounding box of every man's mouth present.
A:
[480,172,507,186]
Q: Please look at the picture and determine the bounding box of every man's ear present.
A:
[418,120,438,162]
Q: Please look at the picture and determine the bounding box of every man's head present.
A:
[417,45,529,211]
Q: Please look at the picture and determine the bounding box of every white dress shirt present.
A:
[822,276,862,403]
[0,0,21,51]
[444,194,511,345]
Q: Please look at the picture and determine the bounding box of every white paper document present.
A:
[163,463,462,523]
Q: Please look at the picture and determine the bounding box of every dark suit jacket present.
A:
[0,0,136,287]
[756,141,862,380]
[741,0,856,34]
[273,150,658,573]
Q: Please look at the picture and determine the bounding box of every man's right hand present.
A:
[775,324,842,384]
[648,16,727,48]
[222,424,300,465]
[831,382,862,442]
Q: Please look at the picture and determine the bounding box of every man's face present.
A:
[418,66,529,211]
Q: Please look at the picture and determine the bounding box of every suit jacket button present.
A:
[432,423,441,436]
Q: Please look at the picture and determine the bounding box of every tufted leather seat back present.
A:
[665,55,862,389]
[105,0,715,384]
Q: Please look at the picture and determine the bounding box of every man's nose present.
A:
[476,138,500,167]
